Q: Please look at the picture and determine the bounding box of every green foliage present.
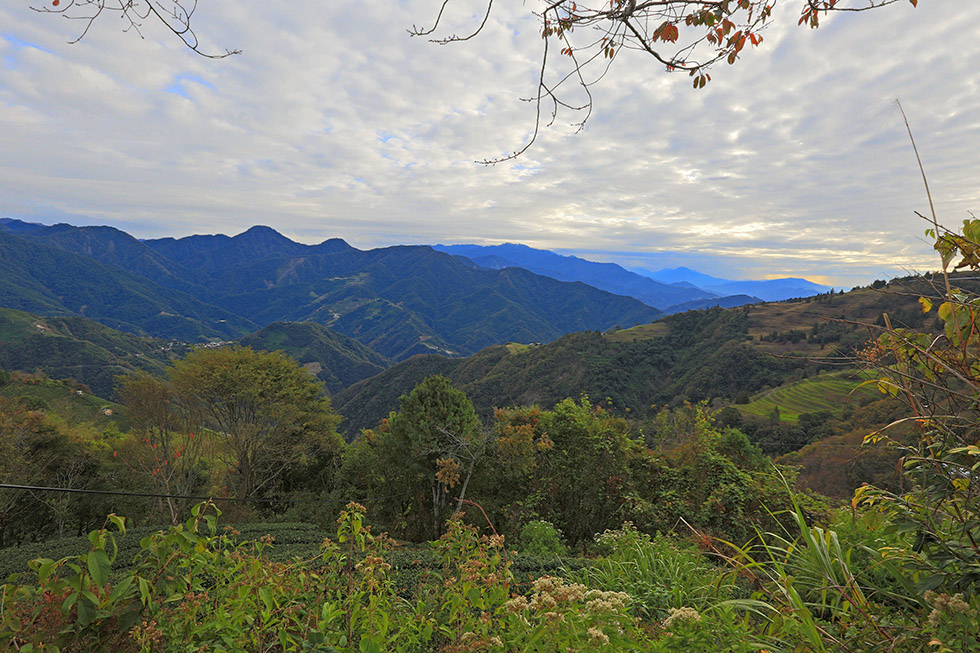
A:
[0,502,659,652]
[0,521,333,582]
[169,345,344,504]
[584,523,739,621]
[856,219,980,599]
[0,397,117,548]
[0,491,969,652]
[518,520,567,558]
[383,375,483,540]
[920,591,980,653]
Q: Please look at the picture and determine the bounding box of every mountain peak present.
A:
[313,237,353,254]
[237,225,289,241]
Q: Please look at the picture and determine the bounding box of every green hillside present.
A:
[0,375,127,429]
[237,321,391,394]
[0,308,186,398]
[0,231,256,341]
[4,222,663,361]
[334,306,805,435]
[206,244,663,360]
[333,281,936,435]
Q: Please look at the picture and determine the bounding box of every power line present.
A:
[0,483,410,505]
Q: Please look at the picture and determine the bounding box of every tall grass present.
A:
[570,524,738,621]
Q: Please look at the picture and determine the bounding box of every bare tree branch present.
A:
[32,0,239,58]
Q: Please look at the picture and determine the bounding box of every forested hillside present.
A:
[0,308,186,397]
[334,280,931,435]
[237,321,391,394]
[0,231,256,341]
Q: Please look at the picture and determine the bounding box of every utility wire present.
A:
[0,483,410,505]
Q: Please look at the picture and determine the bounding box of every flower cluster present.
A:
[663,606,702,628]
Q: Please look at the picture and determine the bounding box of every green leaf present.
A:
[914,574,945,593]
[35,558,56,581]
[108,575,135,605]
[76,594,96,626]
[107,513,127,535]
[359,636,382,653]
[118,608,141,632]
[87,548,111,587]
[466,586,484,608]
[259,586,275,612]
[137,577,153,606]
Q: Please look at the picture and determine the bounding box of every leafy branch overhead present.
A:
[412,0,920,162]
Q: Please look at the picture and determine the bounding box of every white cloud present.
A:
[0,1,978,286]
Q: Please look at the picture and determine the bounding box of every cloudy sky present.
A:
[2,1,978,288]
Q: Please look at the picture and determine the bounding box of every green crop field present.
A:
[603,322,669,342]
[737,370,878,422]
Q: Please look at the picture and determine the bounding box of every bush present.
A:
[519,519,568,557]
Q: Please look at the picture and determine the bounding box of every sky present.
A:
[1,1,978,288]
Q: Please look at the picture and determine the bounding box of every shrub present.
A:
[519,519,567,558]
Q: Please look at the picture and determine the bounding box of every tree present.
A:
[168,346,343,504]
[116,371,210,524]
[857,218,980,595]
[0,397,104,545]
[36,1,918,160]
[385,375,484,540]
[490,397,635,545]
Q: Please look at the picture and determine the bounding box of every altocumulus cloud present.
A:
[0,0,978,287]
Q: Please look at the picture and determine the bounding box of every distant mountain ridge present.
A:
[663,294,762,314]
[637,266,834,302]
[0,220,661,361]
[433,243,716,309]
[432,244,830,309]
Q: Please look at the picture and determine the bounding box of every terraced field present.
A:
[737,370,878,422]
[603,322,670,342]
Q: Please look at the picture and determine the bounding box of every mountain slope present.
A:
[0,219,203,295]
[2,221,662,360]
[0,307,185,398]
[143,231,664,360]
[333,281,932,435]
[211,249,662,359]
[0,231,256,340]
